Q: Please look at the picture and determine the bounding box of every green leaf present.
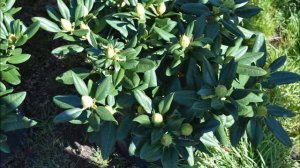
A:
[8,54,31,64]
[237,64,267,76]
[266,117,292,147]
[153,27,176,42]
[0,141,10,153]
[53,108,83,123]
[133,90,152,114]
[267,105,295,117]
[135,58,157,73]
[52,45,84,55]
[116,115,134,140]
[56,68,90,85]
[235,6,261,18]
[0,115,37,131]
[53,95,82,109]
[268,71,300,85]
[219,59,237,88]
[269,56,286,72]
[57,0,70,19]
[247,118,263,148]
[181,3,210,16]
[151,128,164,144]
[24,22,40,39]
[98,122,117,159]
[1,68,21,85]
[202,57,217,86]
[95,106,117,124]
[0,92,26,114]
[174,90,197,107]
[95,76,112,101]
[133,115,151,125]
[32,17,61,32]
[236,52,264,65]
[229,117,249,146]
[106,19,128,37]
[158,93,174,114]
[140,142,162,162]
[222,19,245,38]
[72,72,89,96]
[162,146,178,168]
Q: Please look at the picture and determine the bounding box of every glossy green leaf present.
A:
[53,95,82,109]
[72,72,89,96]
[266,117,292,147]
[133,90,152,114]
[53,108,83,123]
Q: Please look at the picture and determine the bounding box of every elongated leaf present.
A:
[237,64,267,76]
[99,122,117,159]
[24,22,40,39]
[95,76,112,101]
[95,106,117,124]
[153,27,176,42]
[266,117,292,147]
[0,115,37,132]
[53,108,83,123]
[0,92,26,114]
[219,59,237,88]
[247,118,264,148]
[8,54,31,64]
[222,19,245,38]
[202,57,217,86]
[268,71,300,85]
[269,56,286,72]
[52,45,84,55]
[158,93,174,114]
[116,115,134,140]
[133,115,151,125]
[229,117,250,146]
[181,3,210,16]
[53,95,81,109]
[236,52,264,65]
[72,72,89,96]
[140,142,162,162]
[135,58,157,73]
[56,68,90,85]
[235,6,261,18]
[57,0,70,19]
[174,90,197,107]
[133,90,152,114]
[32,17,61,32]
[267,105,295,117]
[162,146,178,168]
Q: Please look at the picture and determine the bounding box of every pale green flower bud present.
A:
[180,34,191,48]
[81,96,94,109]
[157,2,166,16]
[181,123,193,136]
[61,19,74,32]
[151,113,163,126]
[161,133,172,146]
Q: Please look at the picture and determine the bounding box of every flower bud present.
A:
[151,113,163,126]
[81,96,94,109]
[256,106,268,117]
[61,19,74,32]
[180,34,191,49]
[106,44,116,59]
[8,34,17,44]
[181,123,193,136]
[157,2,166,16]
[136,3,146,19]
[80,22,90,30]
[215,85,228,98]
[161,133,172,146]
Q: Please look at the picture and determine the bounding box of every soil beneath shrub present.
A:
[1,1,135,167]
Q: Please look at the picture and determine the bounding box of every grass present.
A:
[3,0,299,167]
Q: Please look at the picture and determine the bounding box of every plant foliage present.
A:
[36,0,300,167]
[0,0,39,153]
